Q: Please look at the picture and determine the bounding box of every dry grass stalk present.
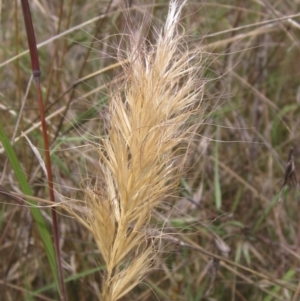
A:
[69,1,205,300]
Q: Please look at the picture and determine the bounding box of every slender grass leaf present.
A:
[214,129,221,210]
[0,122,59,292]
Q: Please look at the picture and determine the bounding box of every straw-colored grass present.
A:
[66,1,205,300]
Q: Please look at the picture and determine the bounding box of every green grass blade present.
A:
[262,269,296,301]
[0,122,59,292]
[214,129,222,210]
[29,265,106,297]
[253,193,281,232]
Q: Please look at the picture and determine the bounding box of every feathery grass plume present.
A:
[71,0,205,300]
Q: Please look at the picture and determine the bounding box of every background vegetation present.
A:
[1,0,300,300]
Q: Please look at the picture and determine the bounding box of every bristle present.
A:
[70,1,205,300]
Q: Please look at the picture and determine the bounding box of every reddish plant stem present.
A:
[20,1,67,300]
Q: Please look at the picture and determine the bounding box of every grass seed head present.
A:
[71,1,206,300]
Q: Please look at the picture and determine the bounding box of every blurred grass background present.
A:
[1,0,300,300]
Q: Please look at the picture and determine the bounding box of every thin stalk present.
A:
[20,0,67,300]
